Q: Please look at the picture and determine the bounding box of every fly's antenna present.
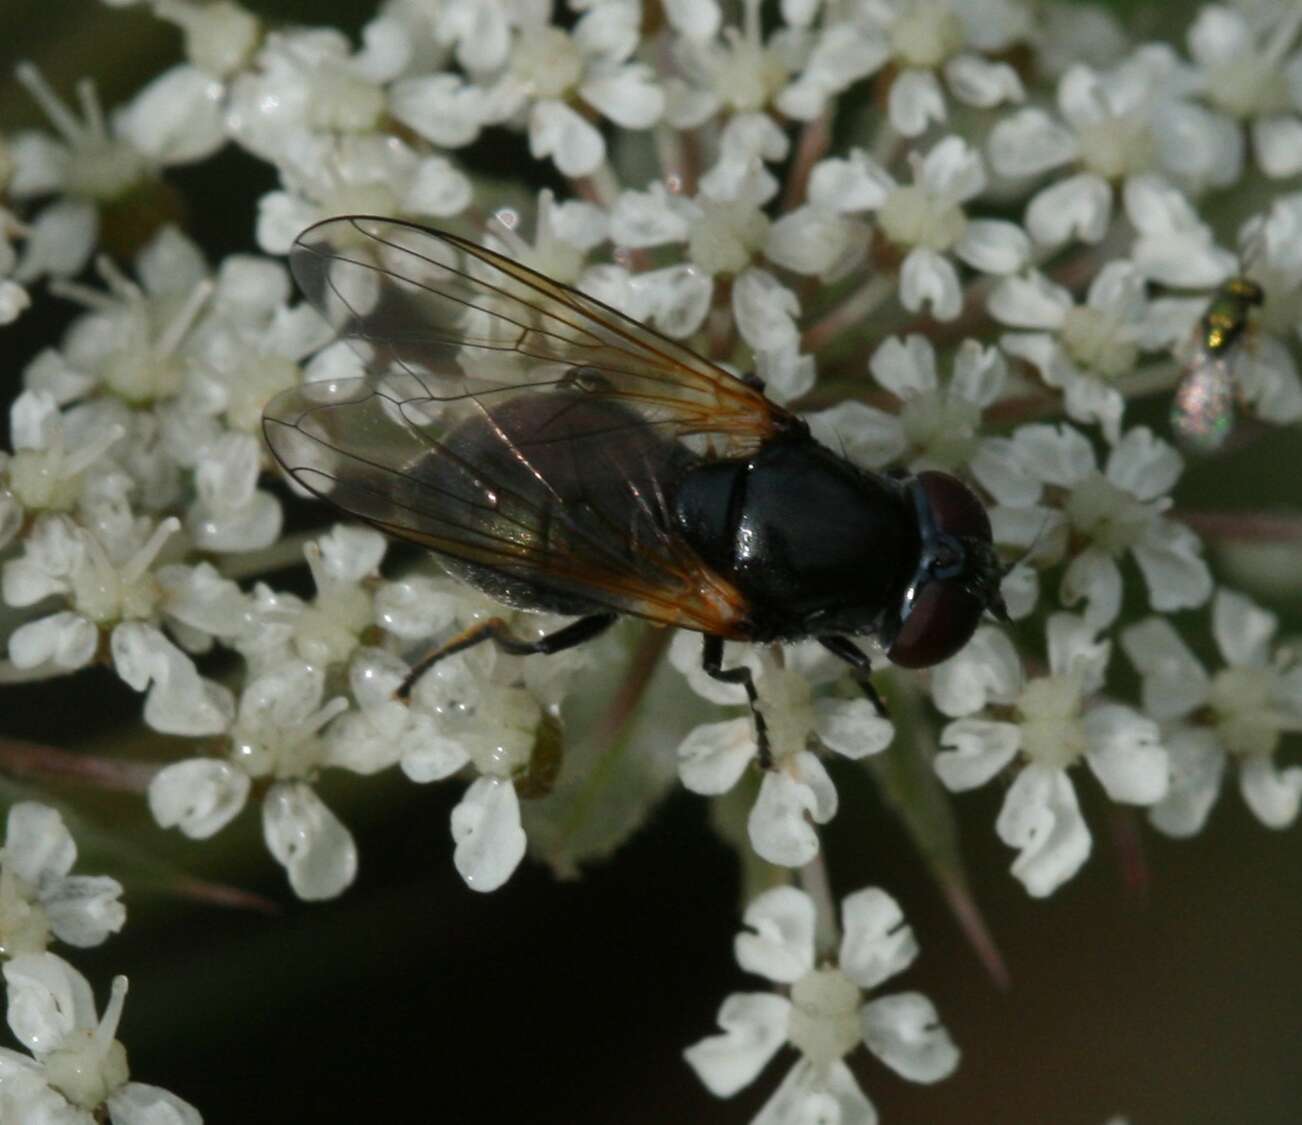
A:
[1000,512,1055,578]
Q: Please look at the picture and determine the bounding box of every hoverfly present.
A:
[263,216,1008,763]
[1171,273,1264,453]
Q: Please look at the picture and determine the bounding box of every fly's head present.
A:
[885,471,1008,669]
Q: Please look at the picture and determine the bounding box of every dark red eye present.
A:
[887,582,984,668]
[916,471,991,542]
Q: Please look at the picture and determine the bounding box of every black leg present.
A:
[397,613,617,699]
[819,636,889,718]
[701,634,771,769]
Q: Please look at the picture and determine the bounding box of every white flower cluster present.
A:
[2,0,1301,1118]
[0,802,201,1123]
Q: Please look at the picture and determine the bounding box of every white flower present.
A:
[0,803,125,956]
[989,52,1239,248]
[972,423,1212,628]
[482,1,664,177]
[673,647,893,867]
[11,63,223,281]
[873,136,1030,321]
[1121,588,1302,834]
[148,660,355,899]
[934,614,1167,896]
[684,885,958,1122]
[988,261,1159,441]
[809,334,1007,472]
[0,952,201,1124]
[1186,4,1302,178]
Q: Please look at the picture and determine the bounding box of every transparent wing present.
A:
[286,215,791,451]
[264,217,763,635]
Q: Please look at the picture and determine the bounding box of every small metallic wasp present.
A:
[263,216,1009,763]
[1171,273,1264,453]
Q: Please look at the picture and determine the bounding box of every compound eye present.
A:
[916,471,991,542]
[887,582,984,669]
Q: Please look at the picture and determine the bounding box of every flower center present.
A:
[1208,665,1283,757]
[1060,306,1138,379]
[756,668,815,759]
[687,199,771,277]
[465,686,541,778]
[1076,115,1153,181]
[225,355,299,433]
[1064,472,1152,552]
[899,390,980,468]
[513,28,584,100]
[890,1,963,68]
[877,184,967,251]
[714,33,790,113]
[787,966,863,1069]
[230,695,348,780]
[44,976,131,1111]
[1016,674,1087,769]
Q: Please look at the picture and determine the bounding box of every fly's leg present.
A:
[397,613,618,699]
[819,636,889,718]
[701,634,771,769]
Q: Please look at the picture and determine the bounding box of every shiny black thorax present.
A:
[672,432,920,641]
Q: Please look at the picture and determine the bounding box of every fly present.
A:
[263,216,1010,765]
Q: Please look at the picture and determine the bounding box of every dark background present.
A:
[1,2,1300,1123]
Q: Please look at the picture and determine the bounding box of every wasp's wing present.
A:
[286,214,790,451]
[264,217,763,636]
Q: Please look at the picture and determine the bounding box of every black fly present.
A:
[263,216,1009,765]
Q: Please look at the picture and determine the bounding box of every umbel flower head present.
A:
[0,0,1300,1119]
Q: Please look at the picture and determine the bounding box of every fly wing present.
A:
[285,215,791,452]
[264,217,762,636]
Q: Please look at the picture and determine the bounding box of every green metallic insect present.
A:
[1171,274,1264,453]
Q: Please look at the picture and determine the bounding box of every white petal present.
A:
[1211,588,1276,669]
[403,156,473,218]
[43,875,125,949]
[996,764,1092,897]
[869,335,937,398]
[861,992,960,1082]
[16,199,97,281]
[1252,115,1302,178]
[107,1083,202,1125]
[765,206,857,276]
[753,1058,877,1125]
[814,699,893,759]
[1061,548,1123,631]
[1025,172,1111,246]
[987,271,1071,329]
[629,264,713,338]
[1105,426,1182,501]
[748,753,836,867]
[678,718,756,795]
[889,69,946,137]
[580,63,664,129]
[8,612,97,671]
[1132,522,1213,612]
[735,886,817,984]
[733,268,800,352]
[899,248,962,321]
[1238,754,1302,829]
[451,776,527,892]
[3,952,95,1053]
[3,802,77,885]
[921,136,985,202]
[988,107,1078,177]
[950,339,1007,407]
[1119,616,1208,721]
[954,219,1029,275]
[112,623,234,737]
[529,100,605,177]
[609,184,695,247]
[807,151,893,213]
[663,0,720,40]
[936,720,1020,790]
[969,439,1043,508]
[1148,728,1225,838]
[806,401,908,470]
[683,992,790,1097]
[389,74,484,148]
[838,887,918,990]
[1046,611,1109,691]
[1084,705,1167,804]
[398,715,472,783]
[945,53,1023,108]
[117,64,224,165]
[262,782,357,900]
[754,344,817,405]
[149,759,250,839]
[931,626,1023,717]
[1011,422,1095,487]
